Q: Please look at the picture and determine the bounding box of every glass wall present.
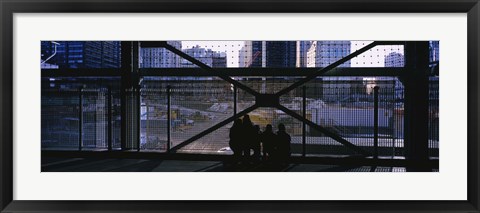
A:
[41,40,438,159]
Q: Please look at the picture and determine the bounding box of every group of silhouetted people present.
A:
[229,114,291,166]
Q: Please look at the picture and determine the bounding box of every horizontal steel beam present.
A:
[42,67,405,77]
[41,69,123,77]
[139,67,404,77]
[139,41,168,48]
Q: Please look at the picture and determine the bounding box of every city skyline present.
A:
[182,40,408,68]
[42,40,425,69]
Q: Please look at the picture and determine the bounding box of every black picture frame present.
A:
[1,0,479,212]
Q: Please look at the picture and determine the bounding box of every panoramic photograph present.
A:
[41,40,439,172]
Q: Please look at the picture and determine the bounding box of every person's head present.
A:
[243,114,252,125]
[265,124,273,132]
[278,123,286,132]
[233,118,242,127]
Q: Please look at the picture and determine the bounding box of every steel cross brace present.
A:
[171,102,371,156]
[150,41,403,156]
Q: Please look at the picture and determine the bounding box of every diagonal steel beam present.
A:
[276,105,371,156]
[276,41,405,97]
[146,40,404,155]
[170,104,258,152]
[158,42,260,96]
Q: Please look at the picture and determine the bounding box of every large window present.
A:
[41,40,439,159]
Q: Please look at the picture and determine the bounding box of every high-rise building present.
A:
[250,41,265,67]
[265,41,297,68]
[180,45,227,68]
[247,41,296,68]
[304,41,354,97]
[297,41,312,68]
[41,41,121,69]
[306,41,351,68]
[385,52,405,67]
[430,41,439,62]
[238,41,253,68]
[212,52,227,68]
[306,42,317,68]
[140,41,181,68]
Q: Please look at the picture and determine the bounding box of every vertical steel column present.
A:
[233,85,237,116]
[391,85,396,158]
[78,87,83,151]
[107,87,112,151]
[302,86,306,157]
[136,86,141,152]
[374,86,379,159]
[120,41,132,150]
[167,85,171,152]
[94,91,97,148]
[133,42,140,151]
[403,41,430,171]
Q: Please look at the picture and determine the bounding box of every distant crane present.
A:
[246,51,261,67]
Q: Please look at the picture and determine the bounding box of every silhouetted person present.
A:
[241,114,255,162]
[276,123,291,165]
[261,124,276,161]
[251,125,262,162]
[229,119,243,163]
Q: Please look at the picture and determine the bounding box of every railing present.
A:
[428,77,439,157]
[42,78,122,151]
[41,77,440,158]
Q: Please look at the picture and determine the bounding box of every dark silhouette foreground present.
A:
[228,114,292,170]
